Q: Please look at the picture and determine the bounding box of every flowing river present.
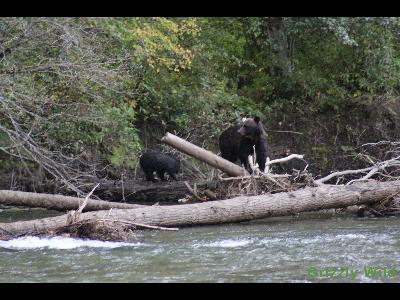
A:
[1,208,400,283]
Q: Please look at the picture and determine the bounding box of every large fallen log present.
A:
[1,180,400,237]
[161,132,247,177]
[0,177,218,204]
[92,179,218,203]
[92,175,294,204]
[0,175,218,203]
[0,190,144,212]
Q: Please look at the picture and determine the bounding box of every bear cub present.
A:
[219,116,268,174]
[140,150,180,182]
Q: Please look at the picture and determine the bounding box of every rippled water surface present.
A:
[1,208,400,282]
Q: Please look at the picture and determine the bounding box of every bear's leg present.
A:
[239,152,253,174]
[238,141,253,174]
[168,171,178,181]
[157,170,167,181]
[221,148,238,164]
[220,149,230,161]
[257,151,267,172]
[145,170,157,182]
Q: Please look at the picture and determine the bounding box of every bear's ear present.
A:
[254,116,260,124]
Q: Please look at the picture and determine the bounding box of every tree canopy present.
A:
[2,17,400,193]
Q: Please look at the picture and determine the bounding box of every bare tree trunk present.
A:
[0,190,144,212]
[161,132,247,177]
[2,180,400,237]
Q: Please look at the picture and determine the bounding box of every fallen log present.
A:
[161,132,247,177]
[2,179,400,237]
[0,175,219,203]
[95,174,295,204]
[0,190,145,212]
[93,179,219,203]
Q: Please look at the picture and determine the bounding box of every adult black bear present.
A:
[139,150,180,182]
[219,117,268,174]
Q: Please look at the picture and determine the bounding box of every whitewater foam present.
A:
[197,238,253,248]
[0,236,139,250]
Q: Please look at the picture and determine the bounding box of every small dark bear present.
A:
[139,151,180,182]
[219,116,268,174]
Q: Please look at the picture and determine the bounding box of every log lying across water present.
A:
[0,190,144,212]
[1,180,400,237]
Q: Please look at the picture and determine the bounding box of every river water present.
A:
[1,208,400,283]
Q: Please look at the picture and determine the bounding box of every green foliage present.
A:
[102,17,199,72]
[3,17,400,181]
[0,17,144,175]
[100,102,142,167]
[235,17,400,114]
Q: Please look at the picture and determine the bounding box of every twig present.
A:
[203,189,217,200]
[77,183,100,214]
[265,154,305,167]
[100,218,179,231]
[366,207,385,217]
[358,141,400,149]
[262,173,290,190]
[184,181,204,201]
[219,174,289,181]
[265,129,303,135]
[67,183,100,224]
[316,167,374,185]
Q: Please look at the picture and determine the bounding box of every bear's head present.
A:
[237,116,264,138]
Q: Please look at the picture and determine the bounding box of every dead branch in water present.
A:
[67,183,100,224]
[52,217,179,242]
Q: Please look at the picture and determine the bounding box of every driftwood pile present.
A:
[2,134,400,242]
